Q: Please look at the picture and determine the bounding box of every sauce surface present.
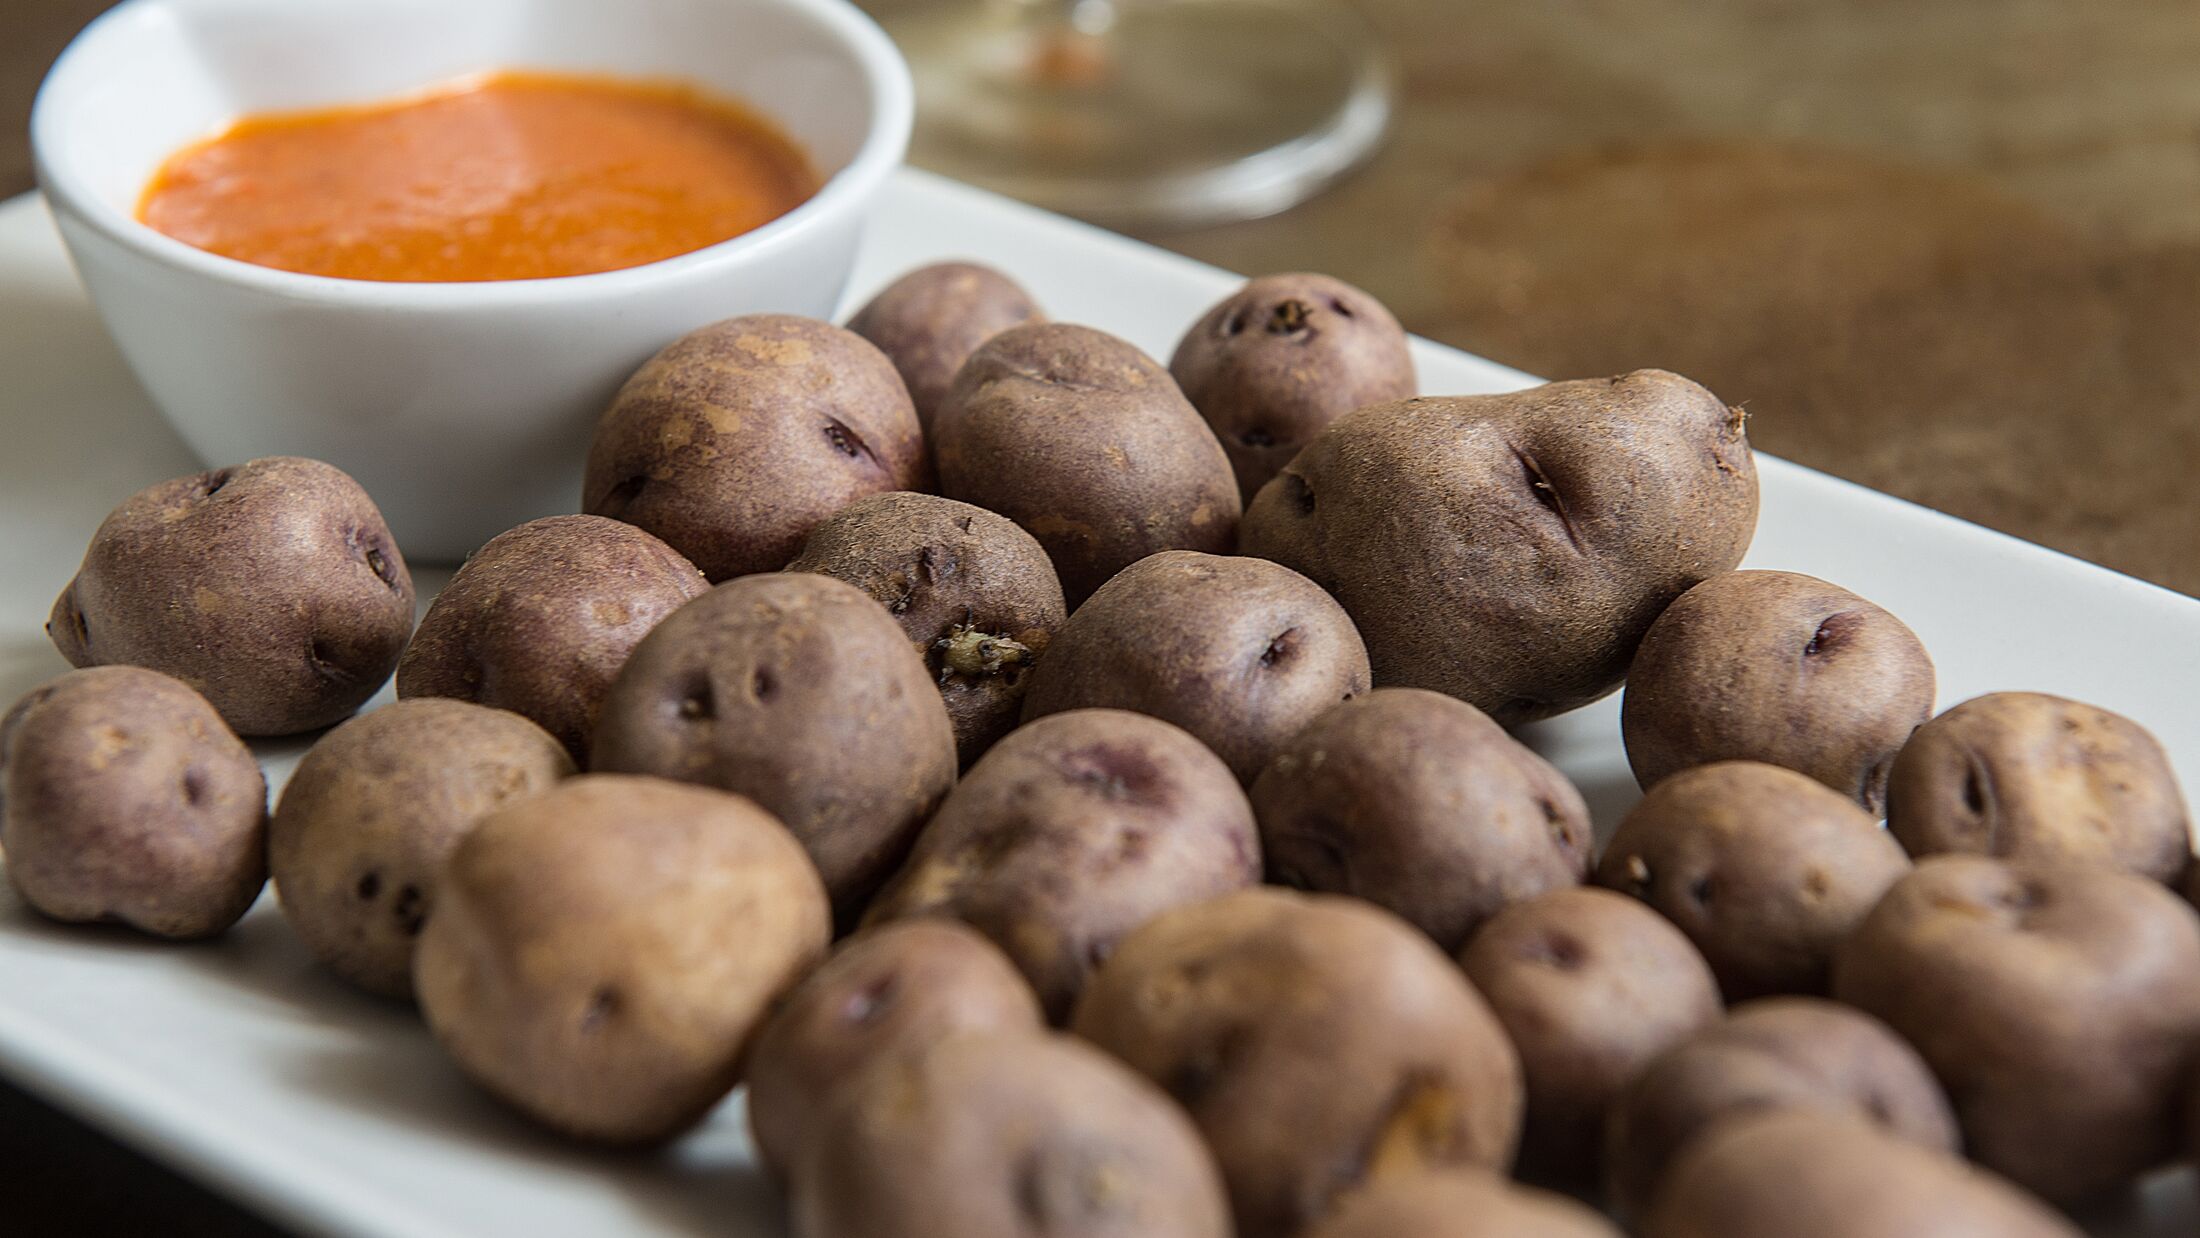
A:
[138,71,818,282]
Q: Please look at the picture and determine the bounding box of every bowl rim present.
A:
[29,0,913,308]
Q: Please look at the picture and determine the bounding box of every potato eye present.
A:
[1239,427,1276,448]
[824,418,871,462]
[355,871,382,900]
[1265,299,1312,334]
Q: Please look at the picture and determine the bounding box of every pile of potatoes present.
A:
[7,254,2200,1238]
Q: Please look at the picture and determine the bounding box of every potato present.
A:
[0,667,265,938]
[46,457,414,736]
[1251,688,1590,950]
[1886,691,2192,884]
[932,322,1240,605]
[413,774,828,1143]
[269,699,573,998]
[581,314,928,582]
[1240,370,1757,725]
[790,1031,1230,1238]
[1622,571,1933,812]
[1020,551,1370,783]
[1831,855,2200,1201]
[846,262,1045,428]
[864,709,1258,1019]
[591,573,957,918]
[1305,1169,1621,1238]
[785,492,1067,763]
[1457,887,1720,1184]
[1595,761,1908,999]
[1071,888,1524,1238]
[745,919,1043,1177]
[1168,273,1416,502]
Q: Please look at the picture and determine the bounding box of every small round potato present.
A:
[1251,688,1591,950]
[1020,551,1371,783]
[1622,570,1934,813]
[1,667,266,939]
[413,775,829,1144]
[846,262,1045,428]
[1886,691,2192,884]
[1595,761,1909,999]
[1305,1170,1621,1238]
[1071,888,1524,1238]
[269,699,574,998]
[581,314,929,582]
[47,457,414,736]
[396,515,708,762]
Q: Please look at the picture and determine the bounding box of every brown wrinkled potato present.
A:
[790,1031,1231,1238]
[864,709,1259,1020]
[785,492,1067,764]
[1251,688,1590,951]
[1622,570,1934,813]
[1887,691,2192,884]
[581,314,929,581]
[1306,1169,1621,1238]
[1595,761,1908,999]
[1168,273,1416,502]
[1458,887,1720,1184]
[932,322,1240,605]
[1832,855,2200,1202]
[591,573,958,918]
[1240,370,1757,726]
[47,456,414,736]
[745,919,1043,1177]
[846,262,1045,428]
[1020,551,1370,783]
[269,699,574,999]
[1071,888,1524,1238]
[1,667,265,939]
[414,775,829,1144]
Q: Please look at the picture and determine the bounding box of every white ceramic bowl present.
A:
[32,0,912,561]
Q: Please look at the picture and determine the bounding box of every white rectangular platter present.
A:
[0,168,2195,1237]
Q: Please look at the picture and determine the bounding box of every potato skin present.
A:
[1252,688,1590,950]
[785,492,1067,764]
[47,456,414,736]
[1622,570,1934,813]
[1831,855,2200,1202]
[413,775,829,1144]
[932,322,1240,605]
[1240,371,1757,726]
[1595,761,1908,999]
[1020,551,1371,783]
[269,699,574,999]
[1,667,266,939]
[1887,691,2192,883]
[864,709,1259,1020]
[846,262,1044,429]
[590,573,958,918]
[1169,273,1416,502]
[1071,888,1524,1238]
[581,314,929,582]
[1305,1170,1620,1238]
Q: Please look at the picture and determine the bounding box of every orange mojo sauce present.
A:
[138,71,818,282]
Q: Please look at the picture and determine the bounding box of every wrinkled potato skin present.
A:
[1252,689,1590,950]
[1887,691,2192,883]
[864,709,1259,1020]
[1169,273,1416,502]
[1831,855,2200,1202]
[396,515,707,762]
[1020,551,1370,783]
[1306,1170,1621,1238]
[846,262,1045,429]
[791,1031,1231,1238]
[1596,761,1908,999]
[933,323,1240,605]
[591,574,958,918]
[581,315,929,582]
[1071,888,1524,1238]
[1623,571,1934,813]
[785,492,1067,764]
[414,775,829,1144]
[47,457,414,736]
[1240,371,1757,726]
[270,699,574,998]
[1,667,265,938]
